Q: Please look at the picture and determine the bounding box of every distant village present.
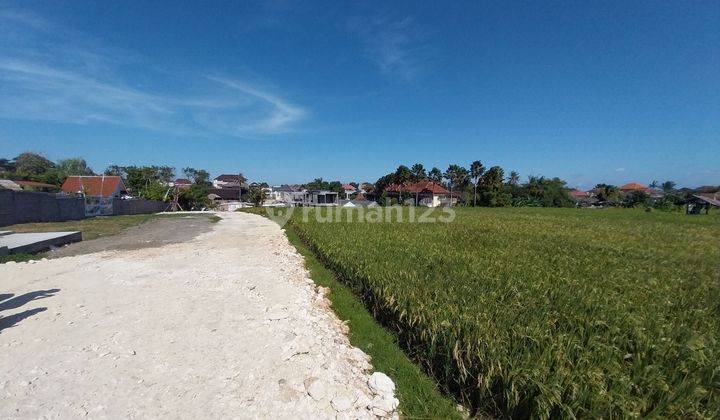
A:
[1,153,719,216]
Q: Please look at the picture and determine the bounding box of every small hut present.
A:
[685,195,720,215]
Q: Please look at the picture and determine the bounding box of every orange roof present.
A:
[61,176,125,197]
[619,182,648,191]
[342,183,356,190]
[569,189,588,198]
[386,181,450,195]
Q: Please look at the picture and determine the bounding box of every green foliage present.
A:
[304,177,343,193]
[594,183,620,203]
[117,165,175,198]
[288,208,720,418]
[56,158,95,177]
[622,190,650,208]
[0,253,42,264]
[427,167,442,183]
[410,163,427,181]
[248,186,266,207]
[14,152,55,177]
[478,166,509,206]
[183,167,212,186]
[662,180,677,193]
[444,164,469,192]
[181,184,211,210]
[513,176,574,208]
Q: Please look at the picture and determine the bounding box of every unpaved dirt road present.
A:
[0,212,398,419]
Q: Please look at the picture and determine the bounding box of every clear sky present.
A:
[0,1,718,189]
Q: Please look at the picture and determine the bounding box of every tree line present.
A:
[0,152,213,209]
[374,162,576,207]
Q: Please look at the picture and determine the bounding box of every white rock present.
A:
[370,396,399,414]
[267,311,288,320]
[304,377,326,401]
[349,347,369,363]
[331,395,352,412]
[367,372,395,396]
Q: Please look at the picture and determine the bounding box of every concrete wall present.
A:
[0,189,168,226]
[112,198,166,215]
[0,189,84,226]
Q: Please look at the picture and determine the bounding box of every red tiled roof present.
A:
[61,176,125,197]
[342,183,356,190]
[569,189,588,198]
[174,178,191,185]
[386,181,450,195]
[215,174,242,182]
[619,182,647,191]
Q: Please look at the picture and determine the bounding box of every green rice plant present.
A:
[288,207,720,418]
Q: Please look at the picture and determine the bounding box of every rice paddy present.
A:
[286,207,720,418]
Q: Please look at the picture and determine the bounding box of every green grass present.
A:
[4,214,160,241]
[242,208,462,418]
[280,206,720,418]
[0,253,39,264]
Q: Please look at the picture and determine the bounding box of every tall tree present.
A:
[428,167,443,183]
[56,158,95,178]
[104,165,128,178]
[469,160,485,206]
[661,180,676,193]
[393,165,412,204]
[14,152,54,177]
[410,163,426,182]
[508,171,520,187]
[479,166,507,207]
[444,164,468,205]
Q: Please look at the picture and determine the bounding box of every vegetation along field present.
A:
[285,207,719,418]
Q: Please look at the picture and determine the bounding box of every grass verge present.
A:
[265,214,461,418]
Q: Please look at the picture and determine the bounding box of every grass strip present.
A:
[277,218,462,419]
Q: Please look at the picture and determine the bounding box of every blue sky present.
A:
[0,1,718,189]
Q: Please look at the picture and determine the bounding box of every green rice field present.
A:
[285,207,719,418]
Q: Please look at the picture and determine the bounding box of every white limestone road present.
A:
[0,212,398,419]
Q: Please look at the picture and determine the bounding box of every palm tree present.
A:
[410,163,426,182]
[444,164,468,206]
[469,160,485,206]
[428,167,442,183]
[508,171,520,187]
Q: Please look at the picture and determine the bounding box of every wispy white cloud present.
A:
[615,167,626,172]
[348,14,430,81]
[206,76,307,135]
[0,8,307,138]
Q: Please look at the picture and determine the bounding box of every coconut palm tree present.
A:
[469,160,485,206]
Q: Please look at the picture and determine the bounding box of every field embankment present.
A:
[282,207,719,418]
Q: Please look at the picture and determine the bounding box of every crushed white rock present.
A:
[0,212,399,418]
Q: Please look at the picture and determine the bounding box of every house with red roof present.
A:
[61,175,126,197]
[172,178,192,188]
[569,189,589,199]
[341,183,357,199]
[386,181,457,207]
[619,182,648,192]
